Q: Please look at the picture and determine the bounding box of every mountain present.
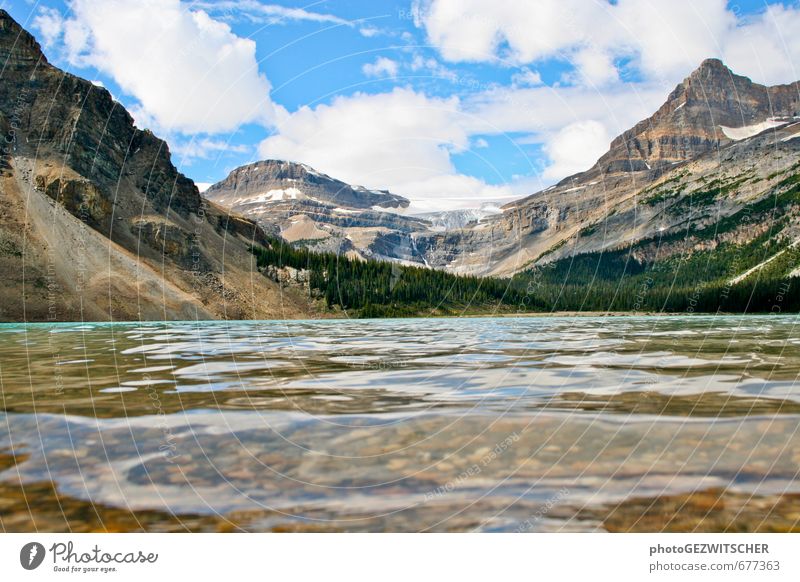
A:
[590,58,798,175]
[207,59,799,284]
[3,5,797,320]
[205,160,434,263]
[0,10,316,321]
[415,59,800,277]
[206,160,409,210]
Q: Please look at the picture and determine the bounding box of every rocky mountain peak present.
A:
[690,57,728,76]
[0,9,47,68]
[0,9,204,217]
[206,159,410,210]
[583,58,799,179]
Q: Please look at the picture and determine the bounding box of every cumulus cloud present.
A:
[31,7,64,48]
[362,57,399,78]
[409,54,458,81]
[464,82,666,143]
[412,0,800,86]
[541,121,611,181]
[259,88,512,210]
[259,88,463,185]
[255,79,670,209]
[43,0,281,134]
[412,0,610,65]
[570,48,619,87]
[721,4,800,86]
[407,0,800,190]
[463,82,668,182]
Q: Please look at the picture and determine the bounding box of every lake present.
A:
[1,315,799,532]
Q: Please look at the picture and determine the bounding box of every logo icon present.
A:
[20,542,46,570]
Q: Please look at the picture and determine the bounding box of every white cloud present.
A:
[259,88,512,210]
[194,1,352,26]
[255,77,671,210]
[260,88,465,185]
[570,48,619,87]
[464,82,668,183]
[359,26,382,38]
[256,66,677,210]
[409,54,458,81]
[541,121,611,181]
[394,175,514,212]
[412,0,611,65]
[31,7,64,48]
[50,0,282,134]
[610,0,735,82]
[413,0,800,86]
[362,57,399,78]
[511,68,542,87]
[464,83,666,140]
[406,0,800,191]
[721,4,800,86]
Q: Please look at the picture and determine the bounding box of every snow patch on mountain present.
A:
[418,204,503,231]
[720,118,788,140]
[244,187,303,203]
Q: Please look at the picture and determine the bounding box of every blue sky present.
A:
[3,0,799,211]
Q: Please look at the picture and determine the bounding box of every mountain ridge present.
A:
[425,58,800,277]
[205,159,433,263]
[206,159,410,210]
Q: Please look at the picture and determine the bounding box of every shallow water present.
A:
[1,315,799,532]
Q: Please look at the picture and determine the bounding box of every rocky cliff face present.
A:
[0,10,316,321]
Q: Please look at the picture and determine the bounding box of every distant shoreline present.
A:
[3,310,787,325]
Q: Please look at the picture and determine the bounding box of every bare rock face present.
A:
[590,58,799,175]
[0,10,315,321]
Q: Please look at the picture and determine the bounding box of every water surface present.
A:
[1,315,799,531]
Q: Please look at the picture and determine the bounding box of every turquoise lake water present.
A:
[1,315,799,531]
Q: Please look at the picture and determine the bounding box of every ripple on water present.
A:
[1,315,799,531]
